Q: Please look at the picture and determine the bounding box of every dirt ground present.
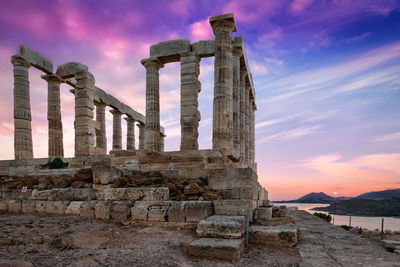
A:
[0,212,301,267]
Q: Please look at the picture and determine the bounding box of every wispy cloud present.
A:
[370,132,400,142]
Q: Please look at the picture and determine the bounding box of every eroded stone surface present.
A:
[196,215,245,239]
[249,224,298,247]
[189,238,244,261]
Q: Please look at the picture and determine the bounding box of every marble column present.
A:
[110,109,122,151]
[250,101,256,168]
[125,116,135,150]
[42,74,64,158]
[244,84,250,165]
[210,14,237,156]
[180,52,201,150]
[95,102,107,153]
[239,66,247,163]
[141,58,163,152]
[160,133,166,152]
[11,56,33,160]
[137,122,145,149]
[74,71,96,157]
[232,47,242,160]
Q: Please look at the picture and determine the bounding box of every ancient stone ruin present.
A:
[1,13,298,260]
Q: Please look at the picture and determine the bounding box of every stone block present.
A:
[253,207,272,220]
[167,201,185,222]
[189,238,244,261]
[0,201,7,211]
[35,201,47,213]
[7,200,21,213]
[95,201,111,220]
[65,201,84,216]
[111,201,131,220]
[103,187,169,201]
[214,200,255,217]
[192,40,215,57]
[81,201,96,218]
[184,183,203,195]
[184,201,213,222]
[18,45,53,73]
[131,201,150,221]
[148,206,168,221]
[56,62,88,78]
[92,165,121,184]
[21,200,36,213]
[150,39,191,62]
[196,215,245,239]
[249,224,298,247]
[47,201,69,215]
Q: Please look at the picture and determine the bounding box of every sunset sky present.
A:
[0,0,399,200]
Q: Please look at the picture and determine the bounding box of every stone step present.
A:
[189,238,245,260]
[213,199,256,218]
[249,224,298,247]
[196,215,245,239]
[253,207,272,220]
[254,216,294,226]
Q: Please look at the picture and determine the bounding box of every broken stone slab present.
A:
[381,240,400,252]
[18,45,53,74]
[249,224,298,247]
[150,39,191,63]
[189,238,244,261]
[92,165,122,185]
[196,215,245,239]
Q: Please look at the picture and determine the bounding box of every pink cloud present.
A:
[291,0,314,13]
[189,19,213,42]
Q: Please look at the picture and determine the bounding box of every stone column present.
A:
[11,56,33,160]
[95,102,107,153]
[232,47,242,160]
[125,116,135,150]
[210,14,237,156]
[141,58,163,152]
[244,84,250,165]
[239,67,247,163]
[160,133,166,152]
[137,122,145,149]
[180,52,201,150]
[42,74,64,158]
[250,101,256,168]
[110,109,122,151]
[74,71,96,157]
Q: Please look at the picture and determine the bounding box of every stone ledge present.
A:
[189,238,244,261]
[196,215,245,239]
[249,224,298,247]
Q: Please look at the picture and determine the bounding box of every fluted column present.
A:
[250,101,256,168]
[42,74,64,158]
[137,122,145,149]
[245,84,250,165]
[125,116,135,150]
[239,67,247,163]
[210,14,237,157]
[74,71,96,157]
[232,47,242,160]
[110,109,122,151]
[180,52,201,150]
[95,102,107,153]
[160,133,166,152]
[11,56,33,160]
[141,58,163,152]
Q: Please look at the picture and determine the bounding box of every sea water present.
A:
[282,203,400,231]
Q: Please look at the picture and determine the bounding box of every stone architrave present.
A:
[244,84,250,165]
[137,122,145,149]
[11,56,33,160]
[209,13,237,157]
[141,58,163,152]
[180,52,201,150]
[125,116,135,150]
[95,102,107,153]
[42,74,64,158]
[110,109,122,151]
[74,70,96,157]
[239,67,247,163]
[232,47,242,160]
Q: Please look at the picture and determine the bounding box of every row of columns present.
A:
[11,54,153,159]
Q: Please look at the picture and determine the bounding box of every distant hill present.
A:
[272,192,347,204]
[354,189,400,200]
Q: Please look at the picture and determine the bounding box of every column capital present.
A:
[232,47,243,57]
[124,116,135,123]
[240,66,248,77]
[137,122,145,128]
[11,55,30,68]
[209,13,237,33]
[110,109,122,115]
[94,101,107,108]
[141,57,163,70]
[41,74,63,83]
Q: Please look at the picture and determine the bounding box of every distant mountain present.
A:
[354,189,400,200]
[272,192,347,204]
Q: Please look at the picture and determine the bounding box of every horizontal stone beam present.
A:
[17,45,53,74]
[150,39,191,63]
[192,40,215,58]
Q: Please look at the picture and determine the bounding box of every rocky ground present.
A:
[0,212,301,267]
